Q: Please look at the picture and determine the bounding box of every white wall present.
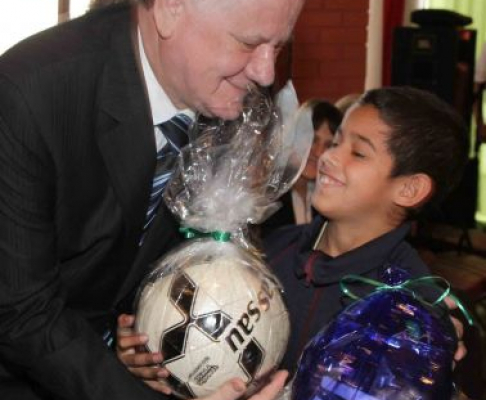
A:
[0,0,91,55]
[364,0,425,90]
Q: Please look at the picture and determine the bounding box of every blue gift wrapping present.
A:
[291,268,460,400]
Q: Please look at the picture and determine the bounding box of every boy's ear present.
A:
[394,173,434,208]
[152,0,184,39]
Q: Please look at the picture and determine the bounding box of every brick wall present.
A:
[291,0,369,103]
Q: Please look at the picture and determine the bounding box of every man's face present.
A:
[153,0,304,120]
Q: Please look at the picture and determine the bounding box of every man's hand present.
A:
[116,314,172,394]
[203,371,288,400]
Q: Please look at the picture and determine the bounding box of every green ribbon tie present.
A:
[179,227,231,242]
[339,274,474,326]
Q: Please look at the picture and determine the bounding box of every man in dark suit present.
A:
[0,0,305,398]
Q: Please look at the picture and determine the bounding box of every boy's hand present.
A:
[444,296,467,365]
[116,314,172,394]
[204,371,288,400]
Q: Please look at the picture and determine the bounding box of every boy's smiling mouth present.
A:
[318,169,345,187]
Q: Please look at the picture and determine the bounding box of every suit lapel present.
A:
[95,11,155,237]
[92,9,187,305]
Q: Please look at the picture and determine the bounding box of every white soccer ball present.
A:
[135,243,290,399]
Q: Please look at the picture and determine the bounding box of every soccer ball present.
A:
[135,242,290,399]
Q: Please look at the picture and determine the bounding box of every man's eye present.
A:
[352,151,365,158]
[241,41,258,50]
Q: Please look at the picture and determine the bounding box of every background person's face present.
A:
[302,122,334,181]
[159,0,304,120]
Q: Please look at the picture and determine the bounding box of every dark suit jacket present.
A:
[0,4,181,399]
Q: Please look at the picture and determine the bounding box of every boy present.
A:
[264,86,469,372]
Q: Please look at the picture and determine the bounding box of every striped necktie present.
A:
[141,113,191,243]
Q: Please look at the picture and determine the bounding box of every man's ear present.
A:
[394,173,434,208]
[152,0,184,39]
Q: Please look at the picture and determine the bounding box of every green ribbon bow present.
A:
[179,227,231,242]
[339,274,474,326]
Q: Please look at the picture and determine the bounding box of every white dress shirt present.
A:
[138,30,194,151]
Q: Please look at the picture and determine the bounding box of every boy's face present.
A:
[312,105,403,224]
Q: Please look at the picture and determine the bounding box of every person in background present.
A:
[0,0,305,399]
[260,99,342,237]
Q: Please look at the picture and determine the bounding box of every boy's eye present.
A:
[352,151,366,158]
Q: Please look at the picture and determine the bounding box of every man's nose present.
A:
[245,45,276,87]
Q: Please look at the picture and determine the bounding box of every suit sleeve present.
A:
[0,77,166,399]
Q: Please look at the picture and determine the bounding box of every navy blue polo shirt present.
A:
[263,216,431,374]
